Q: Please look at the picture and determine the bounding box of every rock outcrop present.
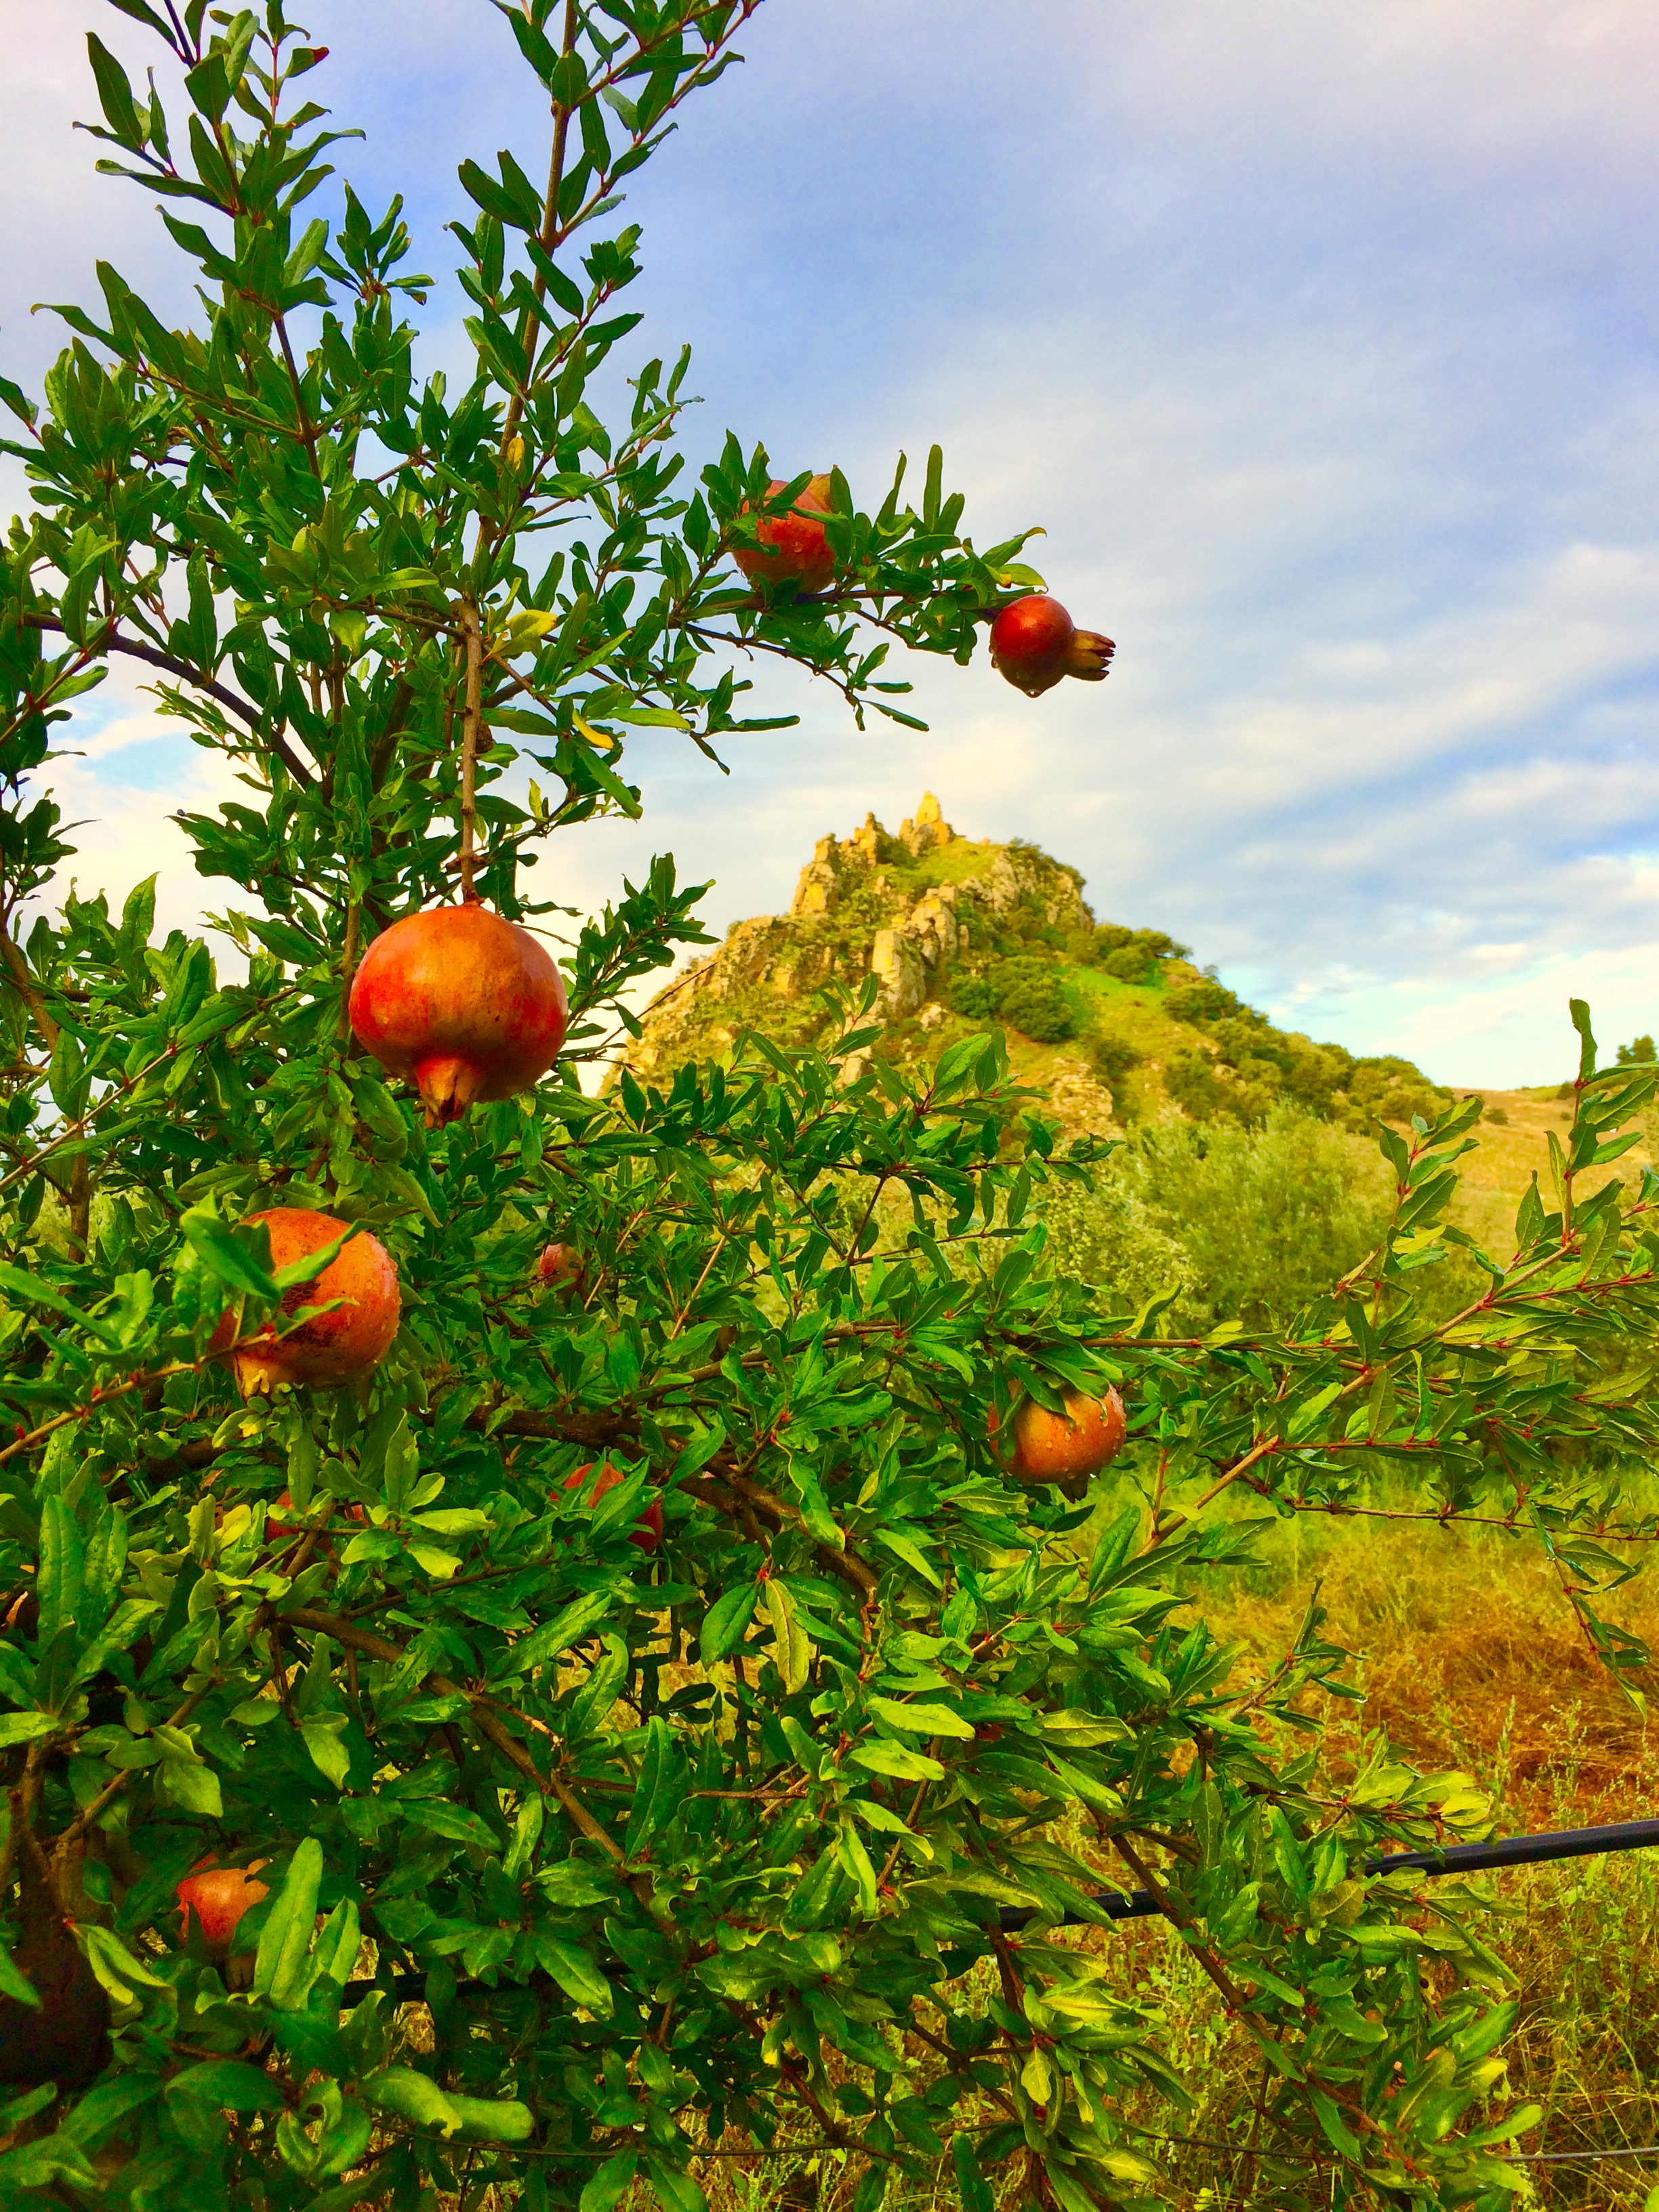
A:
[617,796,1097,1082]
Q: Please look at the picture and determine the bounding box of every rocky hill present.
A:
[617,795,1450,1136]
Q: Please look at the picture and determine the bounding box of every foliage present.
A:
[1616,1036,1655,1067]
[1047,1106,1392,1331]
[1071,927,1189,988]
[1160,975,1450,1135]
[949,957,1075,1044]
[1,11,1658,2212]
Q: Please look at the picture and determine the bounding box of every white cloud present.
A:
[6,2,1659,1088]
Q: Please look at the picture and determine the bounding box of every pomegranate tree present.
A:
[0,8,1637,2210]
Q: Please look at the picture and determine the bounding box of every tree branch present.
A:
[23,614,316,789]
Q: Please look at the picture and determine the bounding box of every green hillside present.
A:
[619,794,1450,1132]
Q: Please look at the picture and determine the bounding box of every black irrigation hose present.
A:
[997,1814,1659,1929]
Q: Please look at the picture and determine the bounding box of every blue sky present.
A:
[6,1,1659,1084]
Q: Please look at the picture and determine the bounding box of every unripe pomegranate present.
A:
[349,902,569,1127]
[989,595,1114,698]
[536,1241,586,1298]
[211,1209,401,1395]
[733,474,836,594]
[1006,1388,1128,1482]
[564,1460,663,1553]
[176,1859,269,1954]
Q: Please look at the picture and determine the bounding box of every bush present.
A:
[947,956,1075,1042]
[1050,1105,1392,1329]
[996,978,1074,1042]
[1088,1028,1144,1094]
[947,973,1000,1020]
[1100,945,1152,985]
[1166,974,1245,1025]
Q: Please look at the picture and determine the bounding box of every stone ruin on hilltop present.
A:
[614,795,1101,1092]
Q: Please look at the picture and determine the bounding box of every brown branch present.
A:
[22,613,316,789]
[279,1606,631,1870]
[1141,1438,1279,1553]
[0,923,61,1052]
[459,600,483,899]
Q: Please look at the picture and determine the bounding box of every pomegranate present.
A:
[733,474,836,594]
[211,1209,401,1395]
[536,1241,587,1298]
[176,1860,269,1954]
[348,902,569,1126]
[989,595,1114,698]
[1006,1388,1128,1482]
[563,1460,663,1553]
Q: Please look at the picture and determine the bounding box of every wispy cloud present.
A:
[6,2,1658,1084]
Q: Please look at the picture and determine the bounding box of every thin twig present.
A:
[459,600,483,900]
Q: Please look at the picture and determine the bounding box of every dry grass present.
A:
[1115,1510,1659,2209]
[1448,1084,1652,1256]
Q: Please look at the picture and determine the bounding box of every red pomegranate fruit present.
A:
[1006,1388,1128,1483]
[989,595,1114,698]
[211,1208,401,1395]
[733,474,837,594]
[564,1460,663,1553]
[176,1860,269,1954]
[536,1241,587,1298]
[348,902,569,1126]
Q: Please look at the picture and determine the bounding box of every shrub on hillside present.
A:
[1049,1104,1392,1329]
[1082,922,1189,979]
[1087,1027,1145,1102]
[997,977,1075,1042]
[947,955,1075,1042]
[1166,973,1245,1024]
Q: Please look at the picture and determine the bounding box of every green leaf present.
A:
[179,1204,279,1300]
[699,1578,759,1666]
[403,1799,499,1853]
[157,1748,223,1816]
[644,2159,708,2212]
[0,1713,58,1752]
[363,2068,532,2141]
[0,2136,100,2192]
[81,1923,170,2004]
[866,1696,975,1740]
[764,1577,811,1694]
[302,1711,352,1787]
[952,2134,996,2212]
[0,1941,39,2009]
[494,1589,614,1679]
[848,1740,945,1782]
[169,2060,286,2112]
[533,1933,614,2015]
[581,2150,639,2212]
[0,1263,121,1346]
[443,2091,536,2142]
[253,1837,323,2009]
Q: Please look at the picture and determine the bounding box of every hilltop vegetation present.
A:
[621,793,1451,1136]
